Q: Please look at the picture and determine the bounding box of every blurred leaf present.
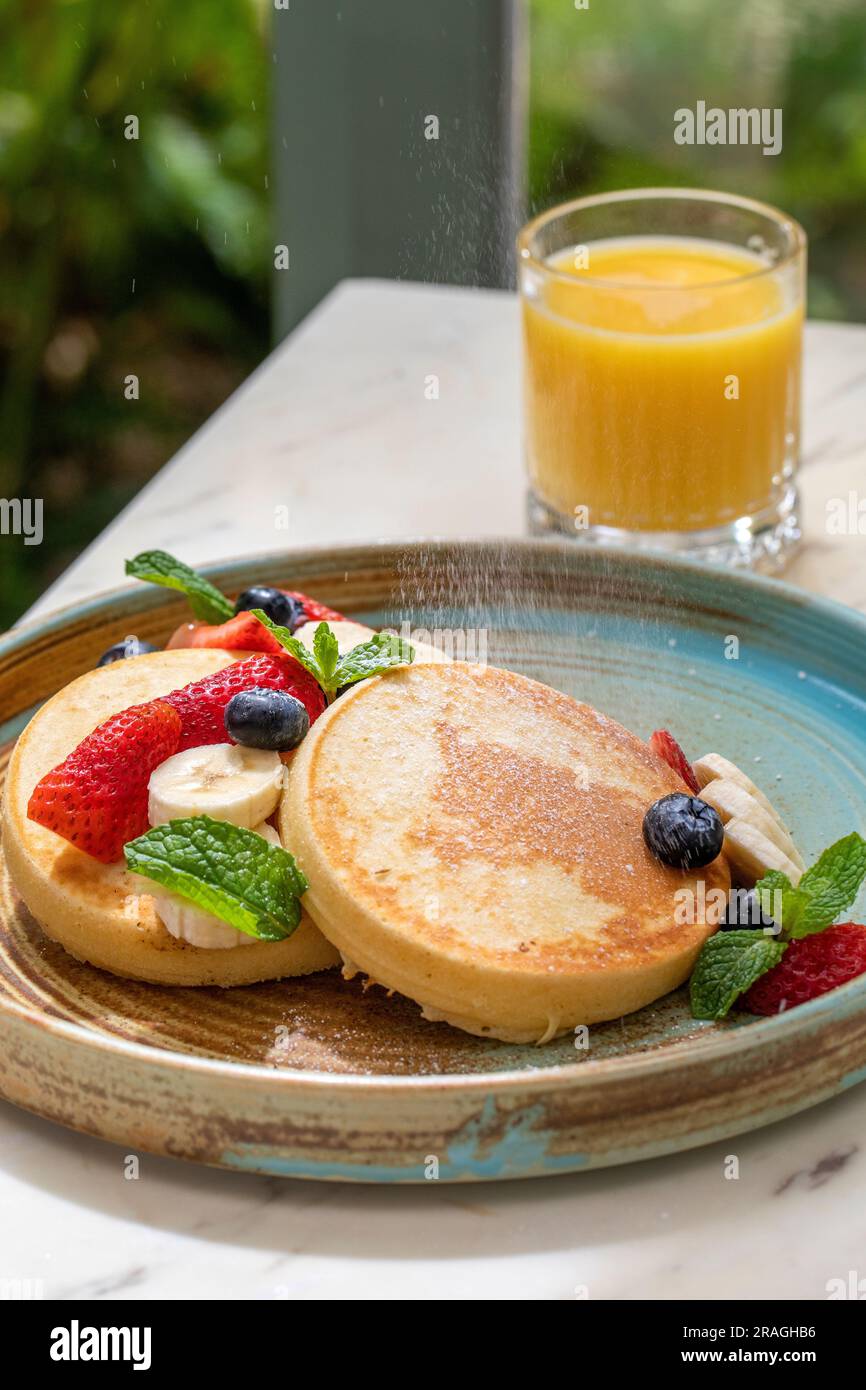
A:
[529,0,866,322]
[0,0,271,628]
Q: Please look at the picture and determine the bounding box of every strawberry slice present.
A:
[162,652,326,750]
[166,599,345,651]
[648,729,700,794]
[166,612,285,655]
[281,590,345,624]
[28,700,182,863]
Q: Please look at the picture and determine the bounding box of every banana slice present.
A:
[154,823,281,949]
[694,752,805,884]
[722,816,803,887]
[694,752,799,843]
[148,744,284,830]
[292,619,376,654]
[692,750,806,867]
[699,778,805,871]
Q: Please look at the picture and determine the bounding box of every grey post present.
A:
[272,0,527,341]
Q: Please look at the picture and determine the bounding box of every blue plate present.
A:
[1,540,865,1180]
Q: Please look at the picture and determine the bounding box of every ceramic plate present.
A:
[1,540,865,1181]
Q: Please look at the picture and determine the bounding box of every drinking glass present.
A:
[518,188,806,569]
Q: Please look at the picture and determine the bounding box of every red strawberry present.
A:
[649,729,700,794]
[281,590,345,624]
[162,653,326,750]
[745,924,866,1015]
[166,595,344,650]
[27,700,181,863]
[166,612,285,655]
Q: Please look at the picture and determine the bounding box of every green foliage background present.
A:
[0,0,271,625]
[1,0,864,628]
[530,0,866,321]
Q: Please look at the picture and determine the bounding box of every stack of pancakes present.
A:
[3,653,728,1041]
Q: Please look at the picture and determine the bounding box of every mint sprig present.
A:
[251,612,414,693]
[690,831,866,1020]
[126,550,234,625]
[690,931,787,1021]
[762,832,866,939]
[125,816,307,941]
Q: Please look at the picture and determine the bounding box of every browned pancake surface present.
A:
[284,663,728,1039]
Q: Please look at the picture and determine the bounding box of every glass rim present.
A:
[517,187,807,293]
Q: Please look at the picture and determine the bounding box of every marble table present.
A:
[6,280,866,1301]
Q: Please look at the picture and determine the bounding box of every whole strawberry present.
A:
[27,700,181,862]
[162,653,326,750]
[745,924,866,1015]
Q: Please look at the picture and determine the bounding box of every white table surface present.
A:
[6,280,866,1301]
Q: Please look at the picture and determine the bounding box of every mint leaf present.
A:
[788,877,846,938]
[690,930,787,1021]
[754,833,866,940]
[333,632,415,688]
[789,833,866,937]
[125,816,307,941]
[126,550,233,624]
[312,622,339,686]
[250,610,324,682]
[252,612,414,693]
[801,832,866,895]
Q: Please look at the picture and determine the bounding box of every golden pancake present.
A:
[2,650,339,985]
[281,662,729,1042]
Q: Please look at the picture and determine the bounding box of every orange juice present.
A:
[522,237,802,532]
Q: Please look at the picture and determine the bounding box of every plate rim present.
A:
[1,961,865,1095]
[9,534,866,655]
[4,536,866,1095]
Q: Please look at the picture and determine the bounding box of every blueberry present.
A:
[721,888,778,932]
[225,687,310,751]
[642,793,724,870]
[96,635,157,667]
[234,585,303,630]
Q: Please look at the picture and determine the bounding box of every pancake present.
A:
[281,662,729,1042]
[2,650,339,986]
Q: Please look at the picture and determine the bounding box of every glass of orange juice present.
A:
[519,189,806,569]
